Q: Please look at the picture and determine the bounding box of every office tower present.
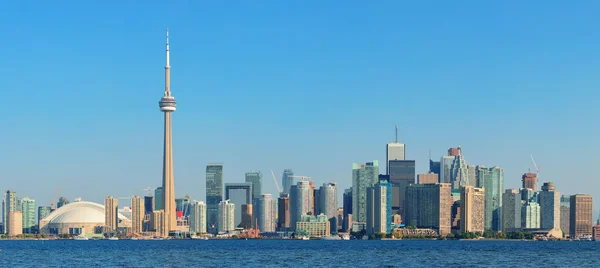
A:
[539,182,560,230]
[522,202,540,229]
[144,196,155,214]
[570,194,593,239]
[245,171,263,202]
[21,198,36,234]
[319,183,337,234]
[417,173,438,184]
[429,160,441,176]
[450,148,473,191]
[522,172,537,191]
[153,210,165,235]
[154,187,164,210]
[342,188,352,231]
[217,200,235,233]
[57,196,69,208]
[560,195,570,236]
[206,163,224,233]
[386,125,406,174]
[104,196,118,232]
[388,160,415,217]
[240,204,253,229]
[131,196,144,234]
[290,181,313,229]
[439,156,455,184]
[277,194,290,231]
[37,206,52,229]
[405,183,452,235]
[314,188,321,215]
[352,161,379,223]
[282,169,294,195]
[366,176,393,235]
[448,147,460,157]
[2,190,17,235]
[190,201,207,234]
[502,189,522,232]
[225,183,252,228]
[8,211,22,237]
[257,194,275,233]
[475,166,504,232]
[460,186,485,233]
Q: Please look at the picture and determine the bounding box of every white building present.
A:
[217,200,235,233]
[539,182,560,230]
[258,194,275,233]
[190,201,207,234]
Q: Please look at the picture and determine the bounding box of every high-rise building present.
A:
[386,125,406,174]
[154,187,164,211]
[21,198,36,234]
[189,201,207,234]
[319,182,337,233]
[539,182,561,231]
[131,196,144,234]
[429,160,441,177]
[522,202,540,229]
[522,172,537,191]
[450,148,474,191]
[2,190,17,235]
[475,166,503,232]
[460,186,485,233]
[37,206,52,230]
[502,189,522,233]
[240,204,253,229]
[366,176,393,235]
[144,196,155,215]
[342,188,352,232]
[451,201,461,232]
[277,194,290,231]
[206,163,224,233]
[104,196,118,233]
[560,195,570,236]
[439,156,455,184]
[258,194,275,233]
[290,181,313,230]
[8,211,22,237]
[388,160,415,218]
[225,183,252,228]
[352,161,379,223]
[158,29,177,236]
[417,173,439,184]
[405,183,452,235]
[570,194,593,239]
[245,171,263,202]
[152,210,165,235]
[175,194,192,218]
[282,169,294,195]
[217,200,235,233]
[313,188,321,216]
[57,196,69,209]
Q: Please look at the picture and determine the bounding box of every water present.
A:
[0,240,599,267]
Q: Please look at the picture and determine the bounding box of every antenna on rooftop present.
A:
[395,124,398,142]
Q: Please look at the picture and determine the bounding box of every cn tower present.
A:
[159,28,176,236]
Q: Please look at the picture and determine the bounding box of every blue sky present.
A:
[1,1,599,218]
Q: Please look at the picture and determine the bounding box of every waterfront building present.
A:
[104,196,118,233]
[2,190,17,235]
[131,196,144,234]
[245,171,263,202]
[386,125,406,174]
[460,186,485,233]
[277,194,290,231]
[367,176,393,234]
[570,194,593,238]
[475,166,503,232]
[388,160,415,217]
[560,195,570,236]
[522,172,537,191]
[8,211,23,236]
[206,163,224,233]
[352,161,379,223]
[57,197,69,209]
[225,182,253,228]
[189,201,207,234]
[21,197,36,234]
[342,188,352,231]
[429,160,441,177]
[296,214,331,237]
[502,189,522,232]
[257,194,275,233]
[539,182,561,230]
[153,210,165,235]
[217,200,235,233]
[417,173,438,184]
[522,201,540,229]
[38,206,52,229]
[405,183,452,236]
[319,182,337,233]
[40,201,128,235]
[154,187,164,210]
[290,180,313,229]
[282,169,294,195]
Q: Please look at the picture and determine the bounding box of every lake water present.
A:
[0,240,598,267]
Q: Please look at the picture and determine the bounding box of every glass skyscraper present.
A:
[206,163,224,233]
[388,160,415,218]
[37,206,52,229]
[2,190,17,235]
[245,171,262,201]
[154,187,164,211]
[352,161,379,223]
[21,198,36,234]
[475,166,503,232]
[282,169,294,195]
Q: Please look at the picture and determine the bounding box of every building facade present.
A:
[2,190,17,235]
[104,196,118,232]
[366,176,394,235]
[38,206,52,229]
[342,188,352,232]
[417,173,439,184]
[522,173,537,191]
[502,189,522,232]
[206,163,224,233]
[296,214,331,237]
[522,202,540,229]
[460,186,485,233]
[225,182,252,228]
[245,171,262,202]
[570,194,593,238]
[539,182,560,230]
[131,196,144,234]
[352,161,379,223]
[21,197,36,234]
[8,211,23,237]
[405,183,452,235]
[258,194,275,233]
[217,200,235,233]
[319,182,337,233]
[475,166,503,232]
[388,160,415,217]
[281,169,294,195]
[560,195,570,237]
[189,201,207,234]
[277,194,290,231]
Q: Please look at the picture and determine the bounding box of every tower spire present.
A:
[395,124,398,142]
[165,28,170,68]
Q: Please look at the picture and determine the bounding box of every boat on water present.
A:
[321,236,341,241]
[342,234,350,240]
[73,235,88,241]
[108,237,119,241]
[299,236,310,240]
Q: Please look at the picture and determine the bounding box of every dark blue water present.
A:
[1,240,599,267]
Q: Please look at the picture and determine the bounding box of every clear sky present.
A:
[1,1,599,219]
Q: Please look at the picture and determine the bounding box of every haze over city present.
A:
[1,0,599,218]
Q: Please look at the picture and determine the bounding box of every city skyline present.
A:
[1,1,599,218]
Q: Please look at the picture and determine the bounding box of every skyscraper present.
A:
[158,29,177,236]
[366,176,393,235]
[154,187,164,211]
[104,196,118,233]
[522,202,540,229]
[502,189,522,233]
[144,196,155,215]
[258,194,275,233]
[217,200,235,233]
[277,194,290,231]
[190,201,207,234]
[539,182,560,231]
[560,195,570,236]
[290,181,313,229]
[319,182,338,234]
[206,163,224,233]
[342,188,352,231]
[439,156,455,184]
[282,169,294,195]
[131,195,144,235]
[352,161,379,223]
[245,171,262,202]
[21,198,36,234]
[570,194,592,239]
[388,160,415,217]
[475,166,503,232]
[37,206,52,230]
[8,211,22,237]
[386,125,406,174]
[522,172,537,191]
[429,160,441,176]
[57,196,69,209]
[450,148,473,191]
[225,182,252,228]
[405,183,452,235]
[460,186,485,233]
[2,190,17,235]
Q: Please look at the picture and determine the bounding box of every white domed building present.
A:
[40,200,130,235]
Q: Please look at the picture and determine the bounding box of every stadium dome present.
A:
[40,201,128,235]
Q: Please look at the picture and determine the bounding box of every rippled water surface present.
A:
[1,240,599,267]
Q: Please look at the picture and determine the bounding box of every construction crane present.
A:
[290,175,312,181]
[143,187,156,196]
[270,170,282,193]
[530,153,540,182]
